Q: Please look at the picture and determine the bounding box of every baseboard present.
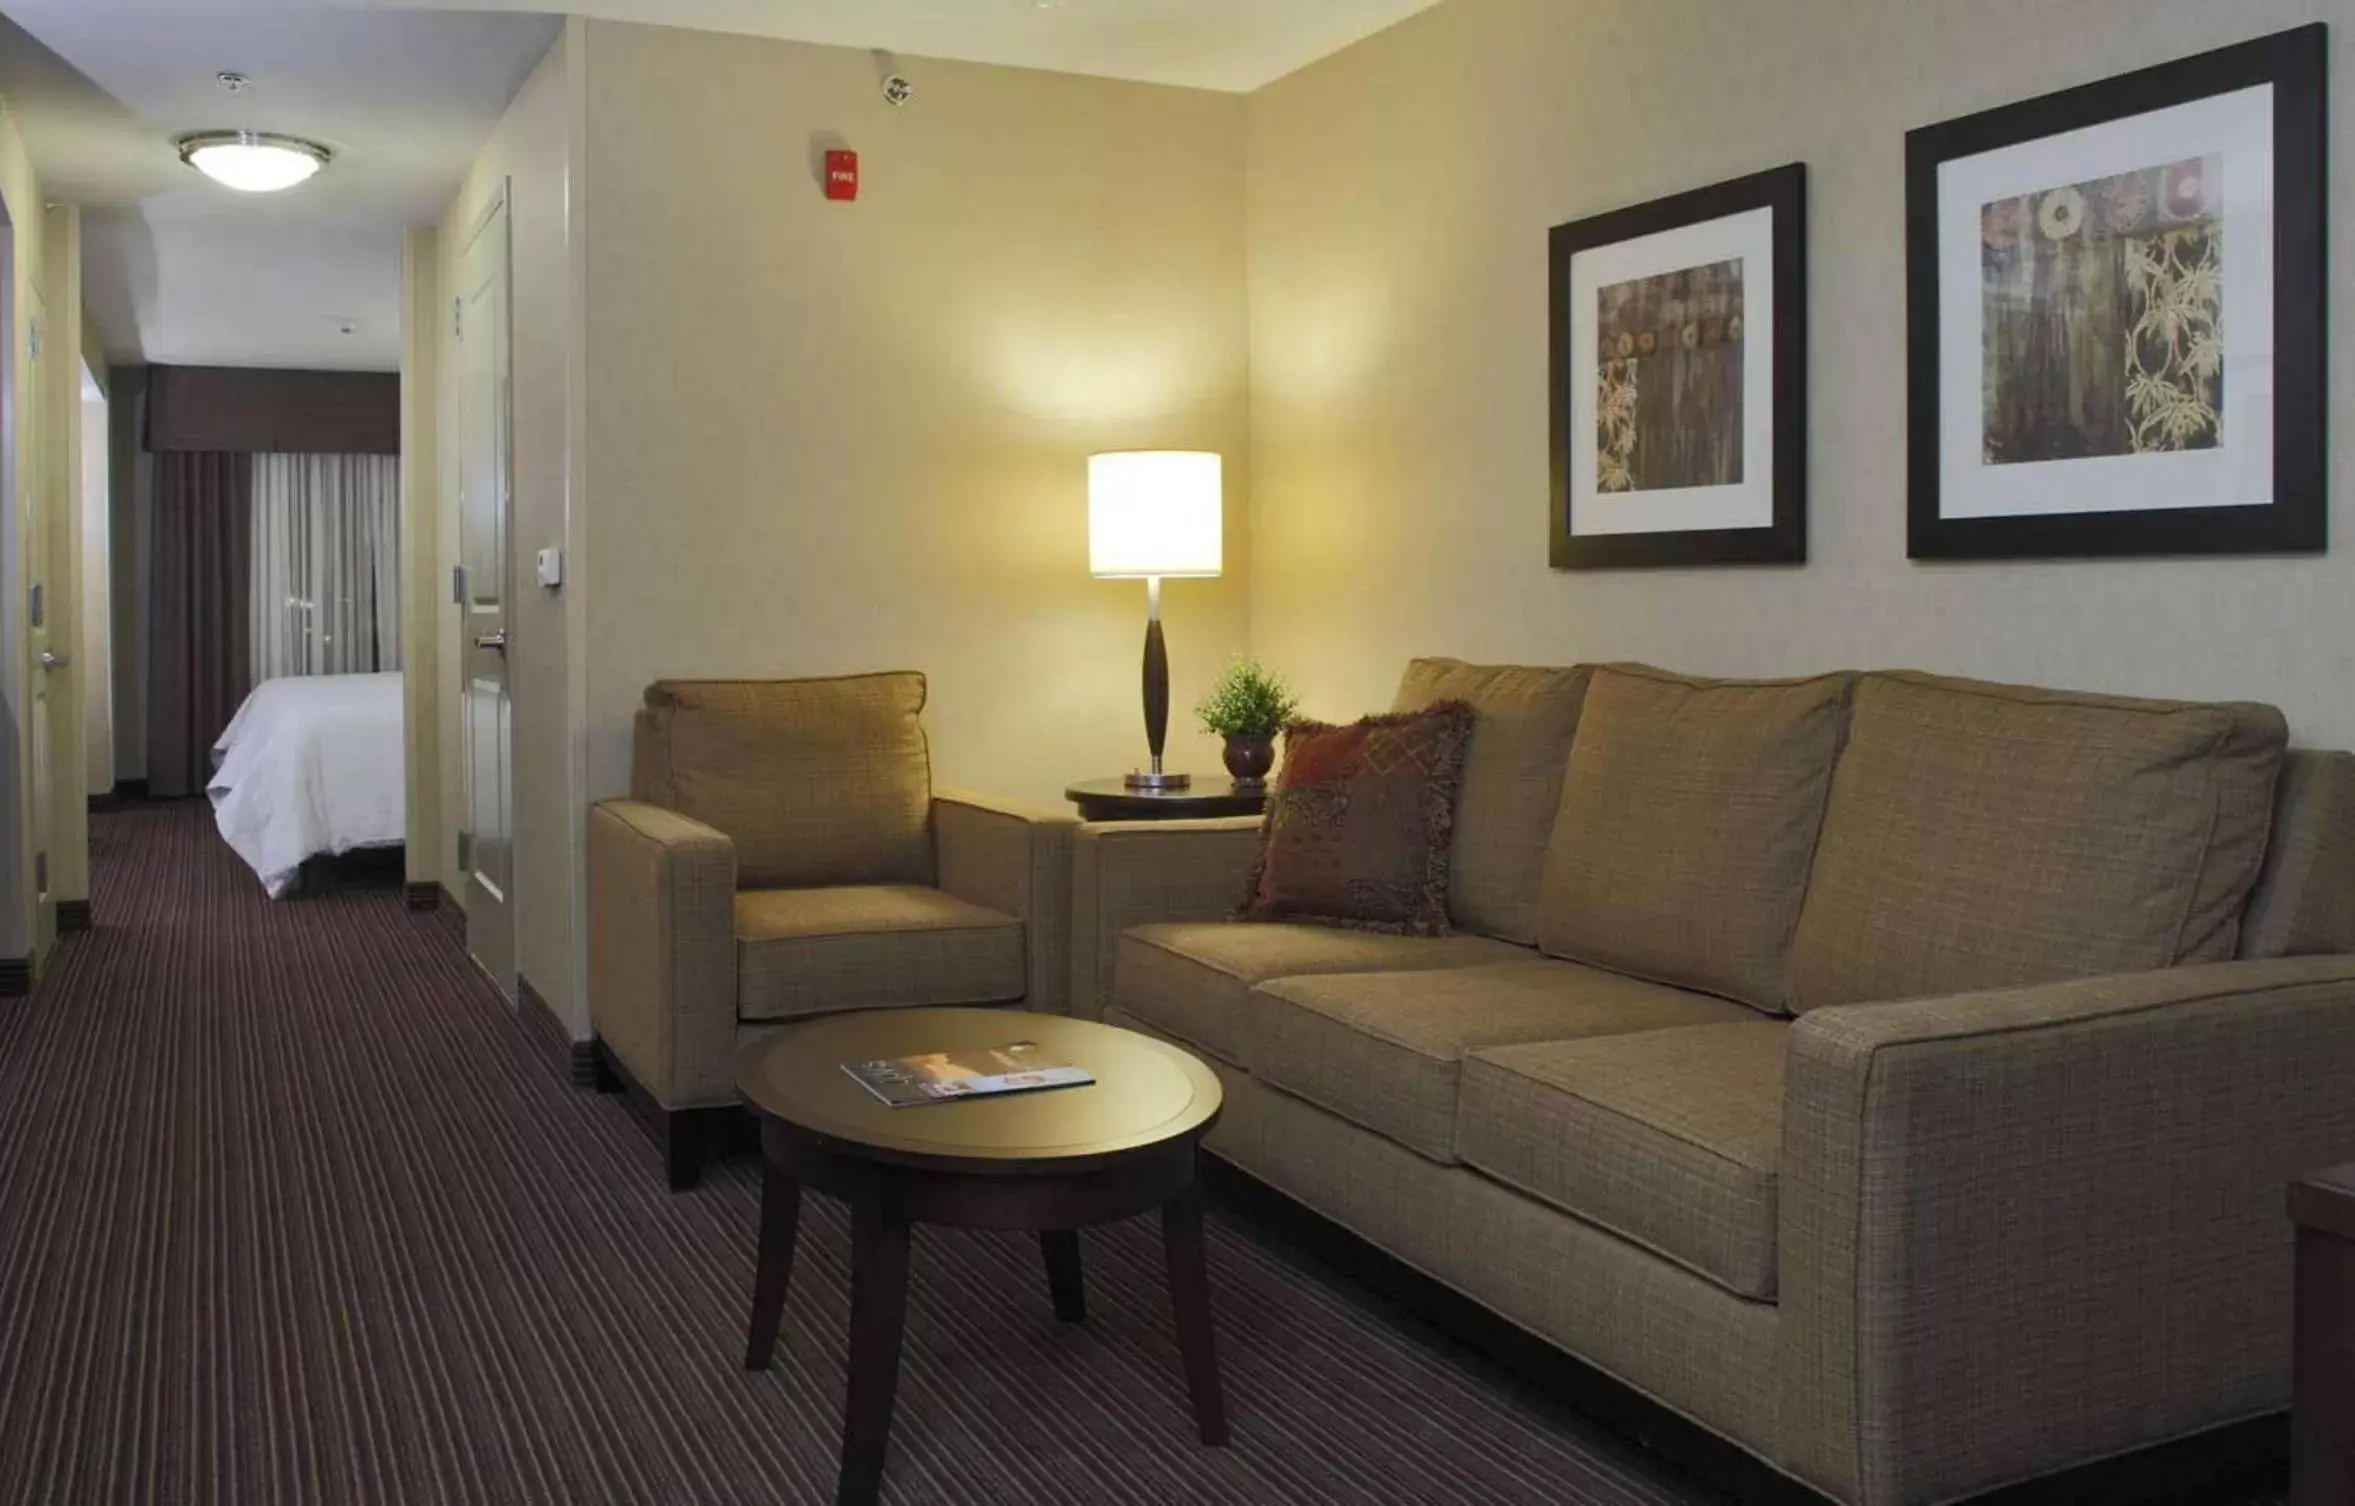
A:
[55,900,91,935]
[89,779,148,813]
[0,957,26,997]
[517,975,598,1089]
[403,882,440,912]
[1198,1157,2289,1506]
[433,885,465,946]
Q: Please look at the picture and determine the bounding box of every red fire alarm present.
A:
[824,149,859,201]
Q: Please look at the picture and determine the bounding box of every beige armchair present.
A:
[587,672,1076,1188]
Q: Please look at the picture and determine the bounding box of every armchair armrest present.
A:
[586,800,739,1110]
[1070,818,1263,1020]
[1776,956,2355,1506]
[933,790,1080,1015]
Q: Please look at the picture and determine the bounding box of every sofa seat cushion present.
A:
[1791,671,2288,1011]
[1457,1022,1788,1300]
[1249,960,1755,1163]
[735,885,1026,1022]
[1115,922,1530,1066]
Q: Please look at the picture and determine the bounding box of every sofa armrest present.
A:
[586,800,739,1111]
[934,790,1080,1015]
[1776,956,2355,1506]
[1070,818,1262,1020]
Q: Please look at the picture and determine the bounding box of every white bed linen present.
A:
[209,672,405,897]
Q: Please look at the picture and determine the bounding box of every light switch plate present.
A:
[535,547,564,588]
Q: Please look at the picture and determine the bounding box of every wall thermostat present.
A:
[535,547,564,588]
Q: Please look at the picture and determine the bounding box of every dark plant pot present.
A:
[1222,733,1276,787]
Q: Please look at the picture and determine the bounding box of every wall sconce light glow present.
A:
[176,131,331,193]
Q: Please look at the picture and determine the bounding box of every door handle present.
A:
[38,650,67,671]
[473,631,508,653]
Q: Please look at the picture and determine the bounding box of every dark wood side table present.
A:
[737,1007,1229,1506]
[1065,777,1267,823]
[2291,1163,2355,1506]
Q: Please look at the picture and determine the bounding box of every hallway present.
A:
[0,803,1683,1506]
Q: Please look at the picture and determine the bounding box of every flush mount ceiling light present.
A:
[176,131,331,193]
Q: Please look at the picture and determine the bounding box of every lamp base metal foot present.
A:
[1124,771,1193,791]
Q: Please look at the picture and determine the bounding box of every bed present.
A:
[208,672,405,897]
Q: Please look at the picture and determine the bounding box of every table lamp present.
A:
[1089,451,1223,790]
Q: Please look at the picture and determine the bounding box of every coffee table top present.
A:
[738,1008,1222,1173]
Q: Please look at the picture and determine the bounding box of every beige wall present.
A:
[436,24,583,1009]
[43,206,87,916]
[105,364,145,787]
[1246,0,2355,747]
[575,20,1252,821]
[400,226,439,883]
[0,99,50,960]
[79,373,108,795]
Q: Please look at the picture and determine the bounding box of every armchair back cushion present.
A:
[1537,665,1853,1012]
[633,672,935,889]
[1790,672,2287,1011]
[1393,659,1593,945]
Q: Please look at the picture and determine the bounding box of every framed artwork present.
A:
[1906,24,2326,560]
[1550,163,1807,570]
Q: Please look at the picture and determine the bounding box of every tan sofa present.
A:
[1074,659,2355,1506]
[588,672,1076,1188]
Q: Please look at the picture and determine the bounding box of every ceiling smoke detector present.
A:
[215,71,251,94]
[176,130,331,193]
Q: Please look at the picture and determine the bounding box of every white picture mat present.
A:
[1567,206,1777,537]
[1937,83,2275,519]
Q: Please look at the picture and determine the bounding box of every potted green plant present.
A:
[1194,657,1300,788]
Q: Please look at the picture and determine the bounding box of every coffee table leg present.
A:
[744,1163,802,1371]
[838,1198,913,1506]
[1161,1183,1229,1446]
[1040,1230,1087,1322]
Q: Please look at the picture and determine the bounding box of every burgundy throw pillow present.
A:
[1238,701,1477,936]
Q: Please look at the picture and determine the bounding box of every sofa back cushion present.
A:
[1392,659,1593,944]
[632,672,935,889]
[1537,664,1853,1012]
[1791,672,2287,1011]
[2240,749,2355,959]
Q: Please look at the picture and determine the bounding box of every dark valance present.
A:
[145,365,399,455]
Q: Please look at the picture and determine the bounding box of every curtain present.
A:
[147,452,253,799]
[250,454,402,680]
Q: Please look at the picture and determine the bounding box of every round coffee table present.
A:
[737,1007,1228,1506]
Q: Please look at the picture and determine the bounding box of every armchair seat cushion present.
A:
[1249,961,1754,1163]
[735,885,1026,1022]
[1116,922,1529,1065]
[1457,1022,1788,1300]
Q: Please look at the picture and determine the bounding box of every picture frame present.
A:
[1549,162,1807,570]
[1906,24,2326,561]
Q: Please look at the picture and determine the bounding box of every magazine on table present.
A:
[842,1041,1094,1108]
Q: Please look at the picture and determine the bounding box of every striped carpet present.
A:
[0,801,1709,1506]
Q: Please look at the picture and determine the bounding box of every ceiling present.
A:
[155,0,1447,94]
[0,0,1436,371]
[0,3,563,368]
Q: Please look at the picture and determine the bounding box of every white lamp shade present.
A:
[1088,451,1222,578]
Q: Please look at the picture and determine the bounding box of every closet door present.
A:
[456,185,515,999]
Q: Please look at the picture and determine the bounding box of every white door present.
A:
[456,189,515,996]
